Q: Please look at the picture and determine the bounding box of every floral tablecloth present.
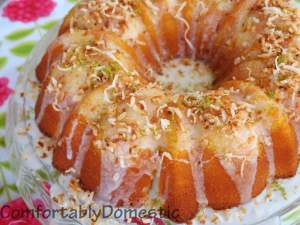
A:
[0,0,76,223]
[1,0,300,225]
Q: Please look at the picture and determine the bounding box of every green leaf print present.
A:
[36,169,49,180]
[0,113,6,128]
[0,187,4,196]
[10,41,36,57]
[41,20,59,30]
[0,137,5,148]
[0,161,11,170]
[0,57,7,70]
[5,28,34,41]
[0,167,12,200]
[7,184,19,193]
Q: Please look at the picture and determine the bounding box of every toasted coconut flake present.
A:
[160,118,170,130]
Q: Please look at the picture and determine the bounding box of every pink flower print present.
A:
[0,197,42,225]
[0,77,13,106]
[3,0,56,23]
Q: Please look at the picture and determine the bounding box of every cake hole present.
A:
[155,58,215,93]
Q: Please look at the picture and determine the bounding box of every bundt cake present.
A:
[35,0,300,223]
